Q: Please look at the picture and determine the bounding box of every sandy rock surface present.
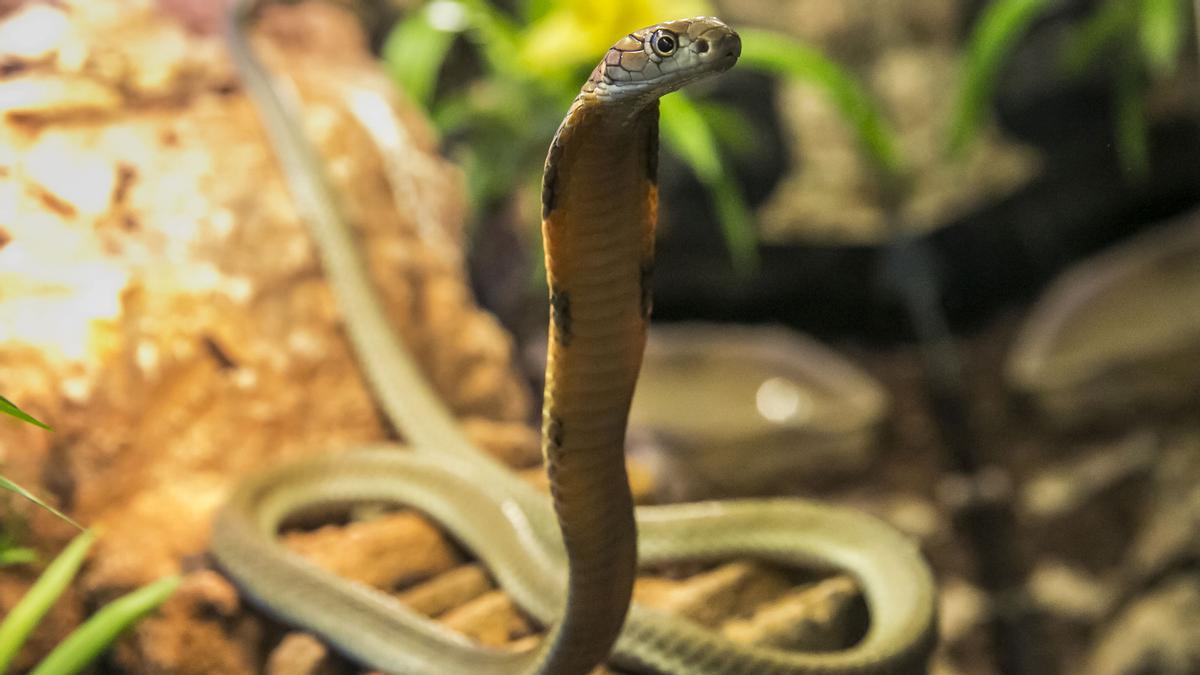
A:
[0,0,528,670]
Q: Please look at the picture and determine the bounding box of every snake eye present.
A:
[651,30,678,57]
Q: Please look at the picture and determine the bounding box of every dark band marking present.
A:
[546,414,565,450]
[550,286,572,345]
[544,414,565,503]
[542,96,585,218]
[639,259,654,320]
[542,129,564,219]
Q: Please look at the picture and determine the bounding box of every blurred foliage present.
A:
[381,0,1066,270]
[1,363,171,675]
[737,28,905,181]
[0,529,179,675]
[0,475,80,531]
[0,401,42,569]
[1064,0,1192,176]
[948,0,1052,155]
[382,0,907,274]
[0,398,78,528]
[384,0,759,272]
[0,529,36,568]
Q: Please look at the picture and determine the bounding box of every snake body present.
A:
[213,4,938,674]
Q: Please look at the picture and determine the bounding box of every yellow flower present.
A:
[519,0,713,76]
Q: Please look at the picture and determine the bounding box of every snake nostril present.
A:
[695,39,709,54]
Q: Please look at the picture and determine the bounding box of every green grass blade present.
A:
[0,396,51,431]
[695,101,758,158]
[382,6,461,108]
[0,547,37,567]
[661,94,722,178]
[1140,0,1185,73]
[382,0,521,87]
[0,476,83,530]
[519,0,554,22]
[948,0,1053,155]
[1062,0,1136,74]
[709,176,758,274]
[455,0,523,79]
[661,93,758,273]
[0,530,96,672]
[29,575,180,675]
[1115,52,1150,177]
[738,28,904,179]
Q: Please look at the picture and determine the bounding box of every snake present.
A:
[211,2,938,674]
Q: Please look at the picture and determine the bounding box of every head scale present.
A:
[581,17,741,110]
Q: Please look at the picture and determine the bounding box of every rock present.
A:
[439,590,535,648]
[461,417,542,469]
[82,475,228,597]
[0,0,528,666]
[1021,432,1159,523]
[632,563,868,651]
[1128,432,1200,581]
[937,577,989,647]
[1006,214,1200,428]
[109,570,264,675]
[281,511,462,590]
[1018,432,1159,569]
[265,633,348,675]
[629,325,886,499]
[634,561,794,628]
[721,576,863,650]
[395,562,493,617]
[1027,561,1118,624]
[877,494,946,545]
[1085,575,1200,675]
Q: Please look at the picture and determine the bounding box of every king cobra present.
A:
[212,2,938,673]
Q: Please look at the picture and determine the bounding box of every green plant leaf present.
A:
[0,396,51,430]
[1115,50,1151,177]
[1140,0,1185,74]
[738,28,904,180]
[0,546,37,567]
[1062,0,1137,75]
[519,0,555,23]
[383,5,461,108]
[695,101,759,159]
[455,0,523,79]
[0,530,96,672]
[660,93,759,273]
[0,475,82,530]
[948,0,1053,155]
[29,575,180,675]
[381,0,522,90]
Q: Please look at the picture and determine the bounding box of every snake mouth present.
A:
[708,31,741,73]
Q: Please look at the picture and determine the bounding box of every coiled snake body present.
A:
[212,4,937,674]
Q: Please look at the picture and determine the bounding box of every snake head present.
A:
[582,17,741,109]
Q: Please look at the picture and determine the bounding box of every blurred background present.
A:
[1,0,1199,673]
[376,2,1200,670]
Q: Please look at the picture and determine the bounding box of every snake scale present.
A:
[212,2,938,673]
